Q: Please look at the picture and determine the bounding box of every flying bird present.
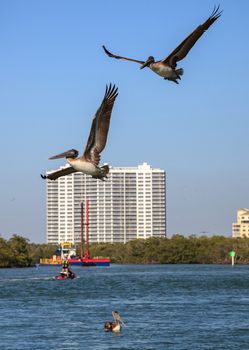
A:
[103,6,222,84]
[41,84,118,181]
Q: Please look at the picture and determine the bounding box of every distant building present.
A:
[232,208,249,238]
[46,163,166,244]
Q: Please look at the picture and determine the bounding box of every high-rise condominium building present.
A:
[46,162,166,244]
[232,208,249,238]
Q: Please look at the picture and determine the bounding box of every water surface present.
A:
[1,264,249,349]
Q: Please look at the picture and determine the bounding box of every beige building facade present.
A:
[232,208,249,238]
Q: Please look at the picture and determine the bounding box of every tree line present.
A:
[1,234,249,267]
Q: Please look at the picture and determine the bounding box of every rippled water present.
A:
[1,264,249,349]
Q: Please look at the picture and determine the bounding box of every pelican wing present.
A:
[103,45,145,65]
[112,310,125,325]
[83,84,118,166]
[41,166,77,181]
[162,6,222,68]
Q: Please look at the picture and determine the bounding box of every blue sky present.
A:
[0,0,248,243]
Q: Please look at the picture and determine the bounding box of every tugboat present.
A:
[39,241,82,266]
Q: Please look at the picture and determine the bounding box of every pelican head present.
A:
[48,149,78,160]
[140,56,155,69]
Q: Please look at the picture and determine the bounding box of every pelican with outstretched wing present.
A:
[112,310,125,326]
[103,6,222,84]
[104,310,125,332]
[41,84,118,181]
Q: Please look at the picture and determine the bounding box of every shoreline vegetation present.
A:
[1,234,249,268]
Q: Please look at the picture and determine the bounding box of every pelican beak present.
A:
[140,57,154,69]
[49,150,75,160]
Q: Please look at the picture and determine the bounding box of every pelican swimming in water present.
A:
[41,84,118,181]
[103,6,222,84]
[104,311,125,333]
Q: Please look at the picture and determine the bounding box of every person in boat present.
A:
[104,311,125,333]
[60,259,73,278]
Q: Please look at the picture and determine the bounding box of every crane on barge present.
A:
[78,199,110,267]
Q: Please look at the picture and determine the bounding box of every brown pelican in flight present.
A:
[103,6,222,84]
[104,311,125,333]
[41,84,118,181]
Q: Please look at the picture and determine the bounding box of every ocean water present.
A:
[1,264,249,350]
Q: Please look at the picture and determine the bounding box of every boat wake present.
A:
[0,276,54,283]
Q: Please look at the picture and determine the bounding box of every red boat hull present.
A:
[55,273,76,280]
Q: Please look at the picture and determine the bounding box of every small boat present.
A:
[55,272,76,280]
